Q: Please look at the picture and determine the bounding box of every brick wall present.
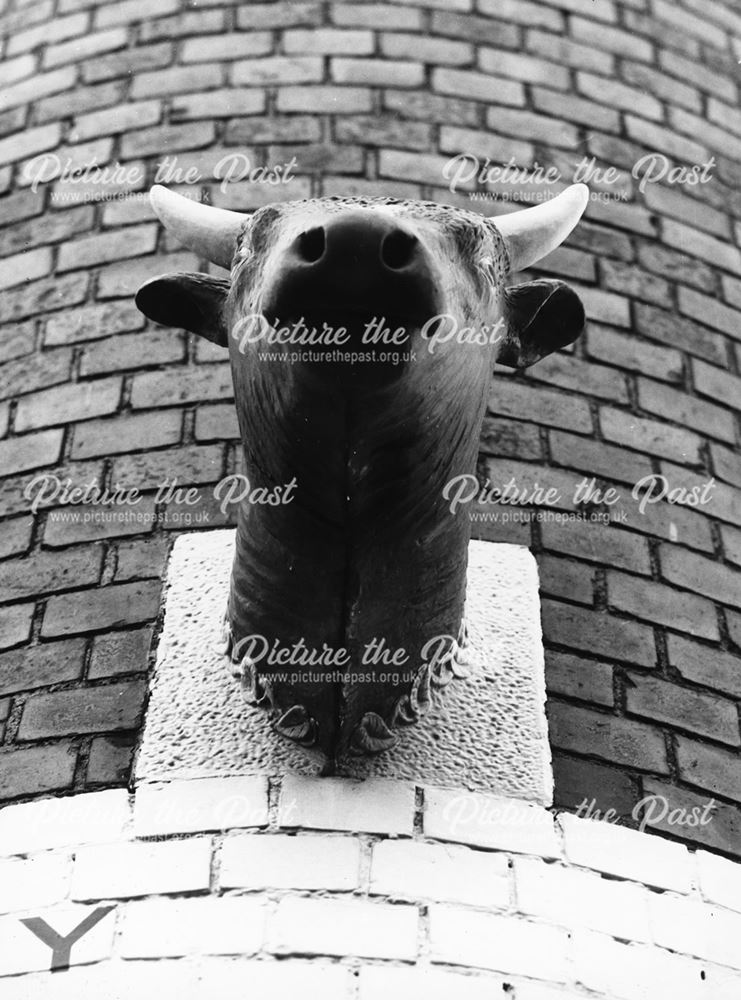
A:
[0,776,739,997]
[1,0,741,858]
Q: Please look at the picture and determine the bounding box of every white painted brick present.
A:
[0,957,351,1000]
[424,787,559,857]
[572,929,709,1000]
[72,838,211,900]
[648,891,741,971]
[0,853,71,915]
[0,904,115,977]
[119,896,265,958]
[514,856,652,942]
[559,814,692,892]
[279,775,414,835]
[358,964,508,1000]
[220,833,360,891]
[269,896,418,960]
[370,839,510,908]
[697,849,741,913]
[0,790,130,857]
[133,776,268,837]
[429,905,570,980]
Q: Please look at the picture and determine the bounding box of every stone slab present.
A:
[136,530,552,804]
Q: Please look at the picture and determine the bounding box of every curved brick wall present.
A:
[0,777,740,997]
[1,0,741,860]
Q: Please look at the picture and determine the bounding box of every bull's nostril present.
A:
[381,229,418,270]
[297,226,326,263]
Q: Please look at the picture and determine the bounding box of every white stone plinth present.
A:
[136,530,552,804]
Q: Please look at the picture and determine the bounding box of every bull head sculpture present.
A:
[136,183,588,769]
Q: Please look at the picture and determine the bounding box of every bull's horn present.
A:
[494,183,589,273]
[149,185,245,270]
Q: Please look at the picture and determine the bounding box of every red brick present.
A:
[660,545,740,610]
[96,252,199,299]
[231,56,323,87]
[332,3,422,29]
[7,10,87,55]
[41,580,162,637]
[236,2,323,28]
[653,0,726,48]
[0,514,33,560]
[181,32,273,62]
[0,122,60,168]
[480,0,564,30]
[71,100,162,142]
[0,742,76,800]
[19,679,147,739]
[642,779,741,858]
[608,570,720,641]
[0,206,95,259]
[284,27,373,54]
[693,359,741,410]
[586,327,683,385]
[331,58,424,88]
[523,353,627,404]
[549,429,653,486]
[0,638,86,695]
[0,66,77,114]
[130,64,224,100]
[130,365,232,409]
[15,377,122,433]
[0,545,104,604]
[194,404,240,442]
[58,224,158,273]
[637,377,736,444]
[541,600,657,668]
[485,107,579,150]
[111,444,224,490]
[600,407,703,465]
[667,633,741,699]
[637,244,715,294]
[627,673,739,746]
[542,520,651,575]
[532,87,620,133]
[94,0,179,27]
[44,26,127,68]
[545,649,614,706]
[89,627,152,680]
[44,498,156,547]
[571,16,653,62]
[575,286,630,327]
[381,31,472,65]
[36,80,126,125]
[479,416,541,460]
[677,738,741,804]
[711,443,741,490]
[86,734,135,784]
[383,89,479,126]
[621,61,702,114]
[140,9,226,40]
[634,303,726,365]
[335,115,431,152]
[601,260,672,309]
[114,535,170,582]
[71,410,183,460]
[538,554,595,606]
[0,429,63,477]
[489,377,592,433]
[0,272,89,325]
[120,122,215,159]
[553,753,637,818]
[80,331,186,378]
[276,85,372,113]
[0,321,36,364]
[0,604,35,651]
[0,347,73,401]
[576,72,662,121]
[526,28,608,73]
[432,10,519,47]
[432,67,525,106]
[0,189,45,229]
[667,223,741,279]
[440,124,533,168]
[586,199,657,238]
[548,702,669,773]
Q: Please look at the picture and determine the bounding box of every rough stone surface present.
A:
[136,530,551,804]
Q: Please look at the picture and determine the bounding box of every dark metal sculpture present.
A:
[136,184,588,767]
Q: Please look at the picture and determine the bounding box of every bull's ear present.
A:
[497,279,585,369]
[135,272,230,347]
